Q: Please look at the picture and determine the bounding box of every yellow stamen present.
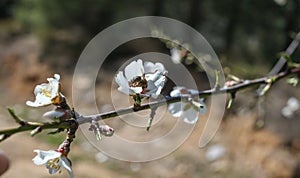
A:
[42,88,52,97]
[55,165,61,170]
[47,158,61,171]
[129,75,148,88]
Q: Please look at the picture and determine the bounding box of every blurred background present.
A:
[0,0,300,177]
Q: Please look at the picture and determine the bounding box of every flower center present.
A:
[42,87,52,97]
[47,158,61,172]
[128,76,148,89]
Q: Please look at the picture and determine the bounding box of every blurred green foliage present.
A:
[1,0,300,72]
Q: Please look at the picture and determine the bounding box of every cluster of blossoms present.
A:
[26,74,74,177]
[26,57,207,178]
[115,59,207,124]
[26,74,114,178]
[24,74,71,177]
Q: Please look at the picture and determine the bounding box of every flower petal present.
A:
[168,102,183,118]
[32,150,61,165]
[180,107,198,124]
[129,87,143,94]
[124,59,144,81]
[145,80,157,93]
[26,93,52,107]
[144,61,165,73]
[170,87,183,97]
[168,87,206,124]
[43,110,65,120]
[115,71,131,94]
[60,157,74,178]
[54,74,60,80]
[170,48,181,64]
[144,73,166,98]
[152,73,166,88]
[27,74,61,107]
[34,84,47,96]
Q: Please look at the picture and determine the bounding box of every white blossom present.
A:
[287,97,299,111]
[115,59,167,98]
[281,97,299,118]
[42,110,65,120]
[168,86,206,124]
[26,74,61,107]
[32,149,74,178]
[170,48,182,64]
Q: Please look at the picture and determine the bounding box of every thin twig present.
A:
[258,32,300,93]
[269,32,300,75]
[0,111,72,142]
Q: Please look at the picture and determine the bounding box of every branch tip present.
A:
[7,108,25,125]
[30,127,42,136]
[227,92,236,109]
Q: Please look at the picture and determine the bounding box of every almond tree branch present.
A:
[77,66,300,124]
[0,108,73,142]
[257,32,300,93]
[269,31,300,75]
[1,66,299,141]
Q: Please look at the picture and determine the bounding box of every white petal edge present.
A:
[26,93,52,107]
[181,108,198,124]
[115,71,131,94]
[54,74,60,80]
[43,110,65,120]
[124,59,144,81]
[60,157,74,178]
[32,150,61,165]
[168,102,183,118]
[170,48,181,64]
[129,87,143,94]
[144,61,165,73]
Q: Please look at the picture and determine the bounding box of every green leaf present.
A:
[258,82,272,96]
[227,74,241,82]
[147,106,158,131]
[133,94,142,111]
[7,108,25,125]
[227,98,234,109]
[226,92,236,109]
[30,127,42,136]
[287,77,299,87]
